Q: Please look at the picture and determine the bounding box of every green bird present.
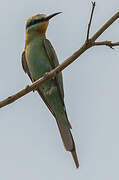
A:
[22,12,79,168]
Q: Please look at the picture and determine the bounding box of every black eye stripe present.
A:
[26,17,46,28]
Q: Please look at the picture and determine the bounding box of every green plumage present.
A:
[22,13,79,168]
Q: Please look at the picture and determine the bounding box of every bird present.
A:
[21,12,79,168]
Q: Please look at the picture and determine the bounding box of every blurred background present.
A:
[0,0,119,179]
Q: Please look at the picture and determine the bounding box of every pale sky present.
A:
[0,0,119,179]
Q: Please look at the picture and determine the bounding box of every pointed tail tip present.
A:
[71,150,79,168]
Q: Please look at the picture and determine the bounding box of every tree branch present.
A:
[0,42,92,108]
[1,6,119,108]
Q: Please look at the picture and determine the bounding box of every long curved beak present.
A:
[45,12,62,21]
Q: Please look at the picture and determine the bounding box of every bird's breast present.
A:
[25,38,51,81]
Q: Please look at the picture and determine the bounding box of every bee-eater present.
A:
[22,12,79,168]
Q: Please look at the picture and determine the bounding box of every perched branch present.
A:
[1,6,119,108]
[86,1,96,41]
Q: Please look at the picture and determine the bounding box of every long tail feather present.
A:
[55,116,79,168]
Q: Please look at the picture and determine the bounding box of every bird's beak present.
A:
[45,12,62,21]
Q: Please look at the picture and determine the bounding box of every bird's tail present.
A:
[37,89,79,167]
[55,115,79,168]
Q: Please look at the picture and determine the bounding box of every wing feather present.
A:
[43,39,64,100]
[43,39,72,128]
[21,50,57,118]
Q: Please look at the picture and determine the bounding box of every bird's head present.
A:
[26,12,61,34]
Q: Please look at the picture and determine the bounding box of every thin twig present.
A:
[86,1,96,41]
[93,41,119,48]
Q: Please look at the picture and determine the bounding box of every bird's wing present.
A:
[43,39,64,101]
[43,39,72,128]
[21,50,56,116]
[21,47,71,126]
[21,51,33,82]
